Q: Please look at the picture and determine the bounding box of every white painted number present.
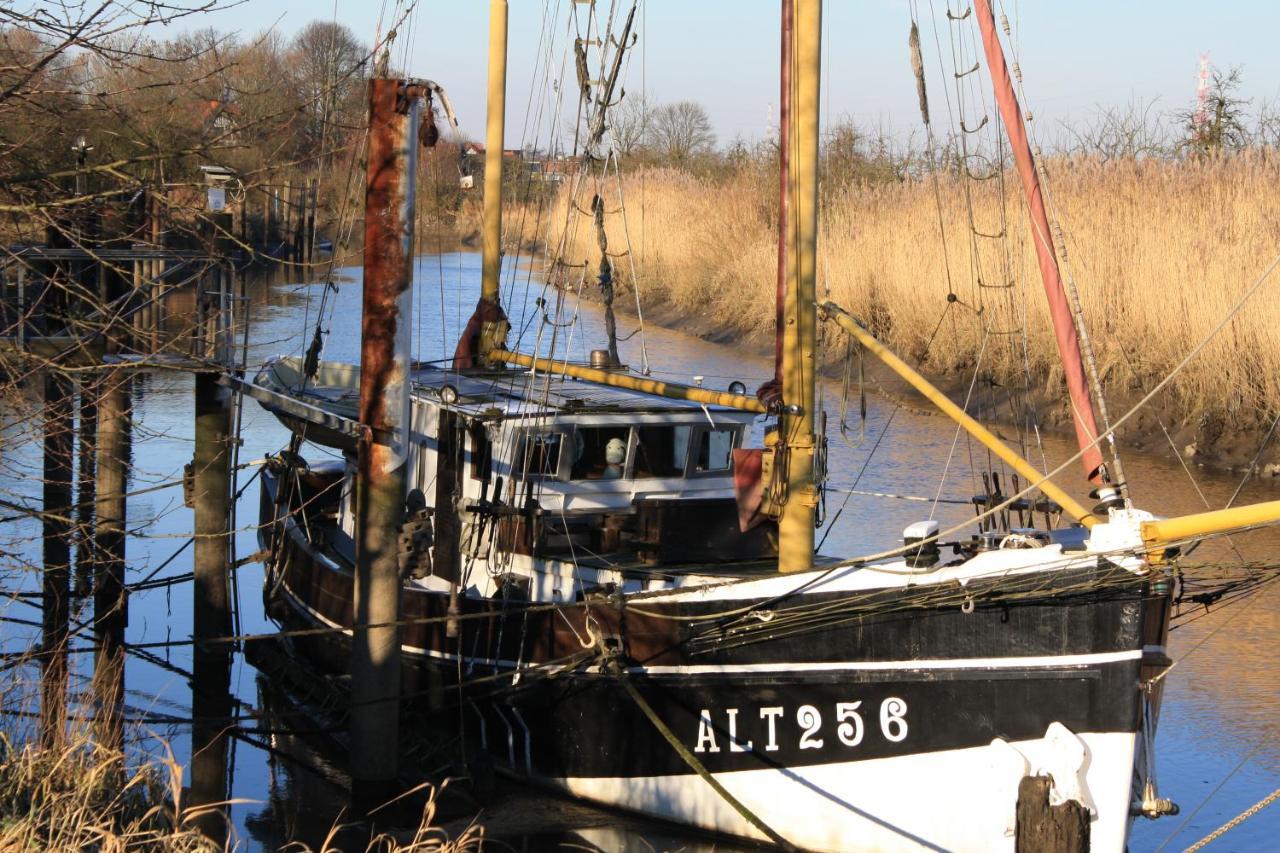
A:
[880,697,909,742]
[835,701,865,747]
[692,700,910,754]
[796,704,824,749]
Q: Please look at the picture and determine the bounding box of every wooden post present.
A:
[151,190,163,339]
[40,371,73,750]
[131,256,142,346]
[284,180,295,260]
[306,178,317,263]
[351,77,419,815]
[262,186,271,255]
[75,375,97,597]
[188,362,233,842]
[92,369,129,778]
[1015,775,1090,852]
[292,183,304,262]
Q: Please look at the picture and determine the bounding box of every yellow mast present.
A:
[479,0,508,330]
[1142,500,1280,549]
[488,348,768,412]
[778,0,821,574]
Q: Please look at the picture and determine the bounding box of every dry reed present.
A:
[538,153,1280,437]
[0,667,482,852]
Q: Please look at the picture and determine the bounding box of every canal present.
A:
[1,250,1276,850]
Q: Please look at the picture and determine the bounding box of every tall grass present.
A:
[0,663,482,852]
[0,723,483,851]
[541,152,1280,434]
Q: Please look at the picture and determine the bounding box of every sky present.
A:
[161,1,1280,147]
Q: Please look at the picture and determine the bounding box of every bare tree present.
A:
[1253,97,1280,149]
[648,100,716,163]
[287,21,367,156]
[610,93,650,156]
[1058,99,1171,160]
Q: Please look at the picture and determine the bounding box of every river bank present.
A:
[505,153,1280,478]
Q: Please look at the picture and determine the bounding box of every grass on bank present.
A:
[0,723,481,851]
[531,151,1280,444]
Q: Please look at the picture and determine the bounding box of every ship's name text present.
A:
[693,699,909,753]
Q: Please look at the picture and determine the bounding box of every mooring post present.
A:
[188,345,234,841]
[75,374,98,596]
[306,178,317,263]
[351,77,419,816]
[40,370,73,750]
[92,368,129,778]
[131,255,143,346]
[1015,775,1090,852]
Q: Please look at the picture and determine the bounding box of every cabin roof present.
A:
[409,365,755,419]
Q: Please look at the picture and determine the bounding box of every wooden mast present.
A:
[778,0,821,574]
[477,0,509,361]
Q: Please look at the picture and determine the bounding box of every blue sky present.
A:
[166,1,1280,146]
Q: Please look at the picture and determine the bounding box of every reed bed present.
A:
[537,152,1280,439]
[0,670,482,851]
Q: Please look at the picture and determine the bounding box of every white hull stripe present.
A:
[621,649,1143,675]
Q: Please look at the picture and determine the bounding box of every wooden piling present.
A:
[75,376,97,596]
[150,190,163,339]
[1015,775,1090,852]
[306,178,317,263]
[131,256,143,346]
[262,186,271,255]
[40,370,73,750]
[351,77,419,815]
[292,182,304,262]
[92,369,129,774]
[189,367,234,842]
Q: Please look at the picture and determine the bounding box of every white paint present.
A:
[836,701,865,747]
[759,706,784,752]
[725,708,752,752]
[555,730,1138,852]
[626,648,1143,675]
[694,709,720,754]
[880,697,909,743]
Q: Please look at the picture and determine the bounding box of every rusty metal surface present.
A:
[358,79,416,471]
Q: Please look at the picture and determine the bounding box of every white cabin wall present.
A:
[408,398,441,508]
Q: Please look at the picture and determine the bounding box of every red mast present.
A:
[973,0,1107,486]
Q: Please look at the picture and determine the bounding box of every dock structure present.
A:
[2,226,244,837]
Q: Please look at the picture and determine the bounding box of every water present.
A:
[2,251,1277,850]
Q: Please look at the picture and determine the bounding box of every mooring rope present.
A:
[612,667,797,851]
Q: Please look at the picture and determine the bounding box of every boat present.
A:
[247,2,1280,849]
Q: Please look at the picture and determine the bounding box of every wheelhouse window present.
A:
[692,427,736,474]
[516,431,563,478]
[569,426,630,480]
[633,424,691,479]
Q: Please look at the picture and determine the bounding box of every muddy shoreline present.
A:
[422,233,1280,479]
[619,295,1280,480]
